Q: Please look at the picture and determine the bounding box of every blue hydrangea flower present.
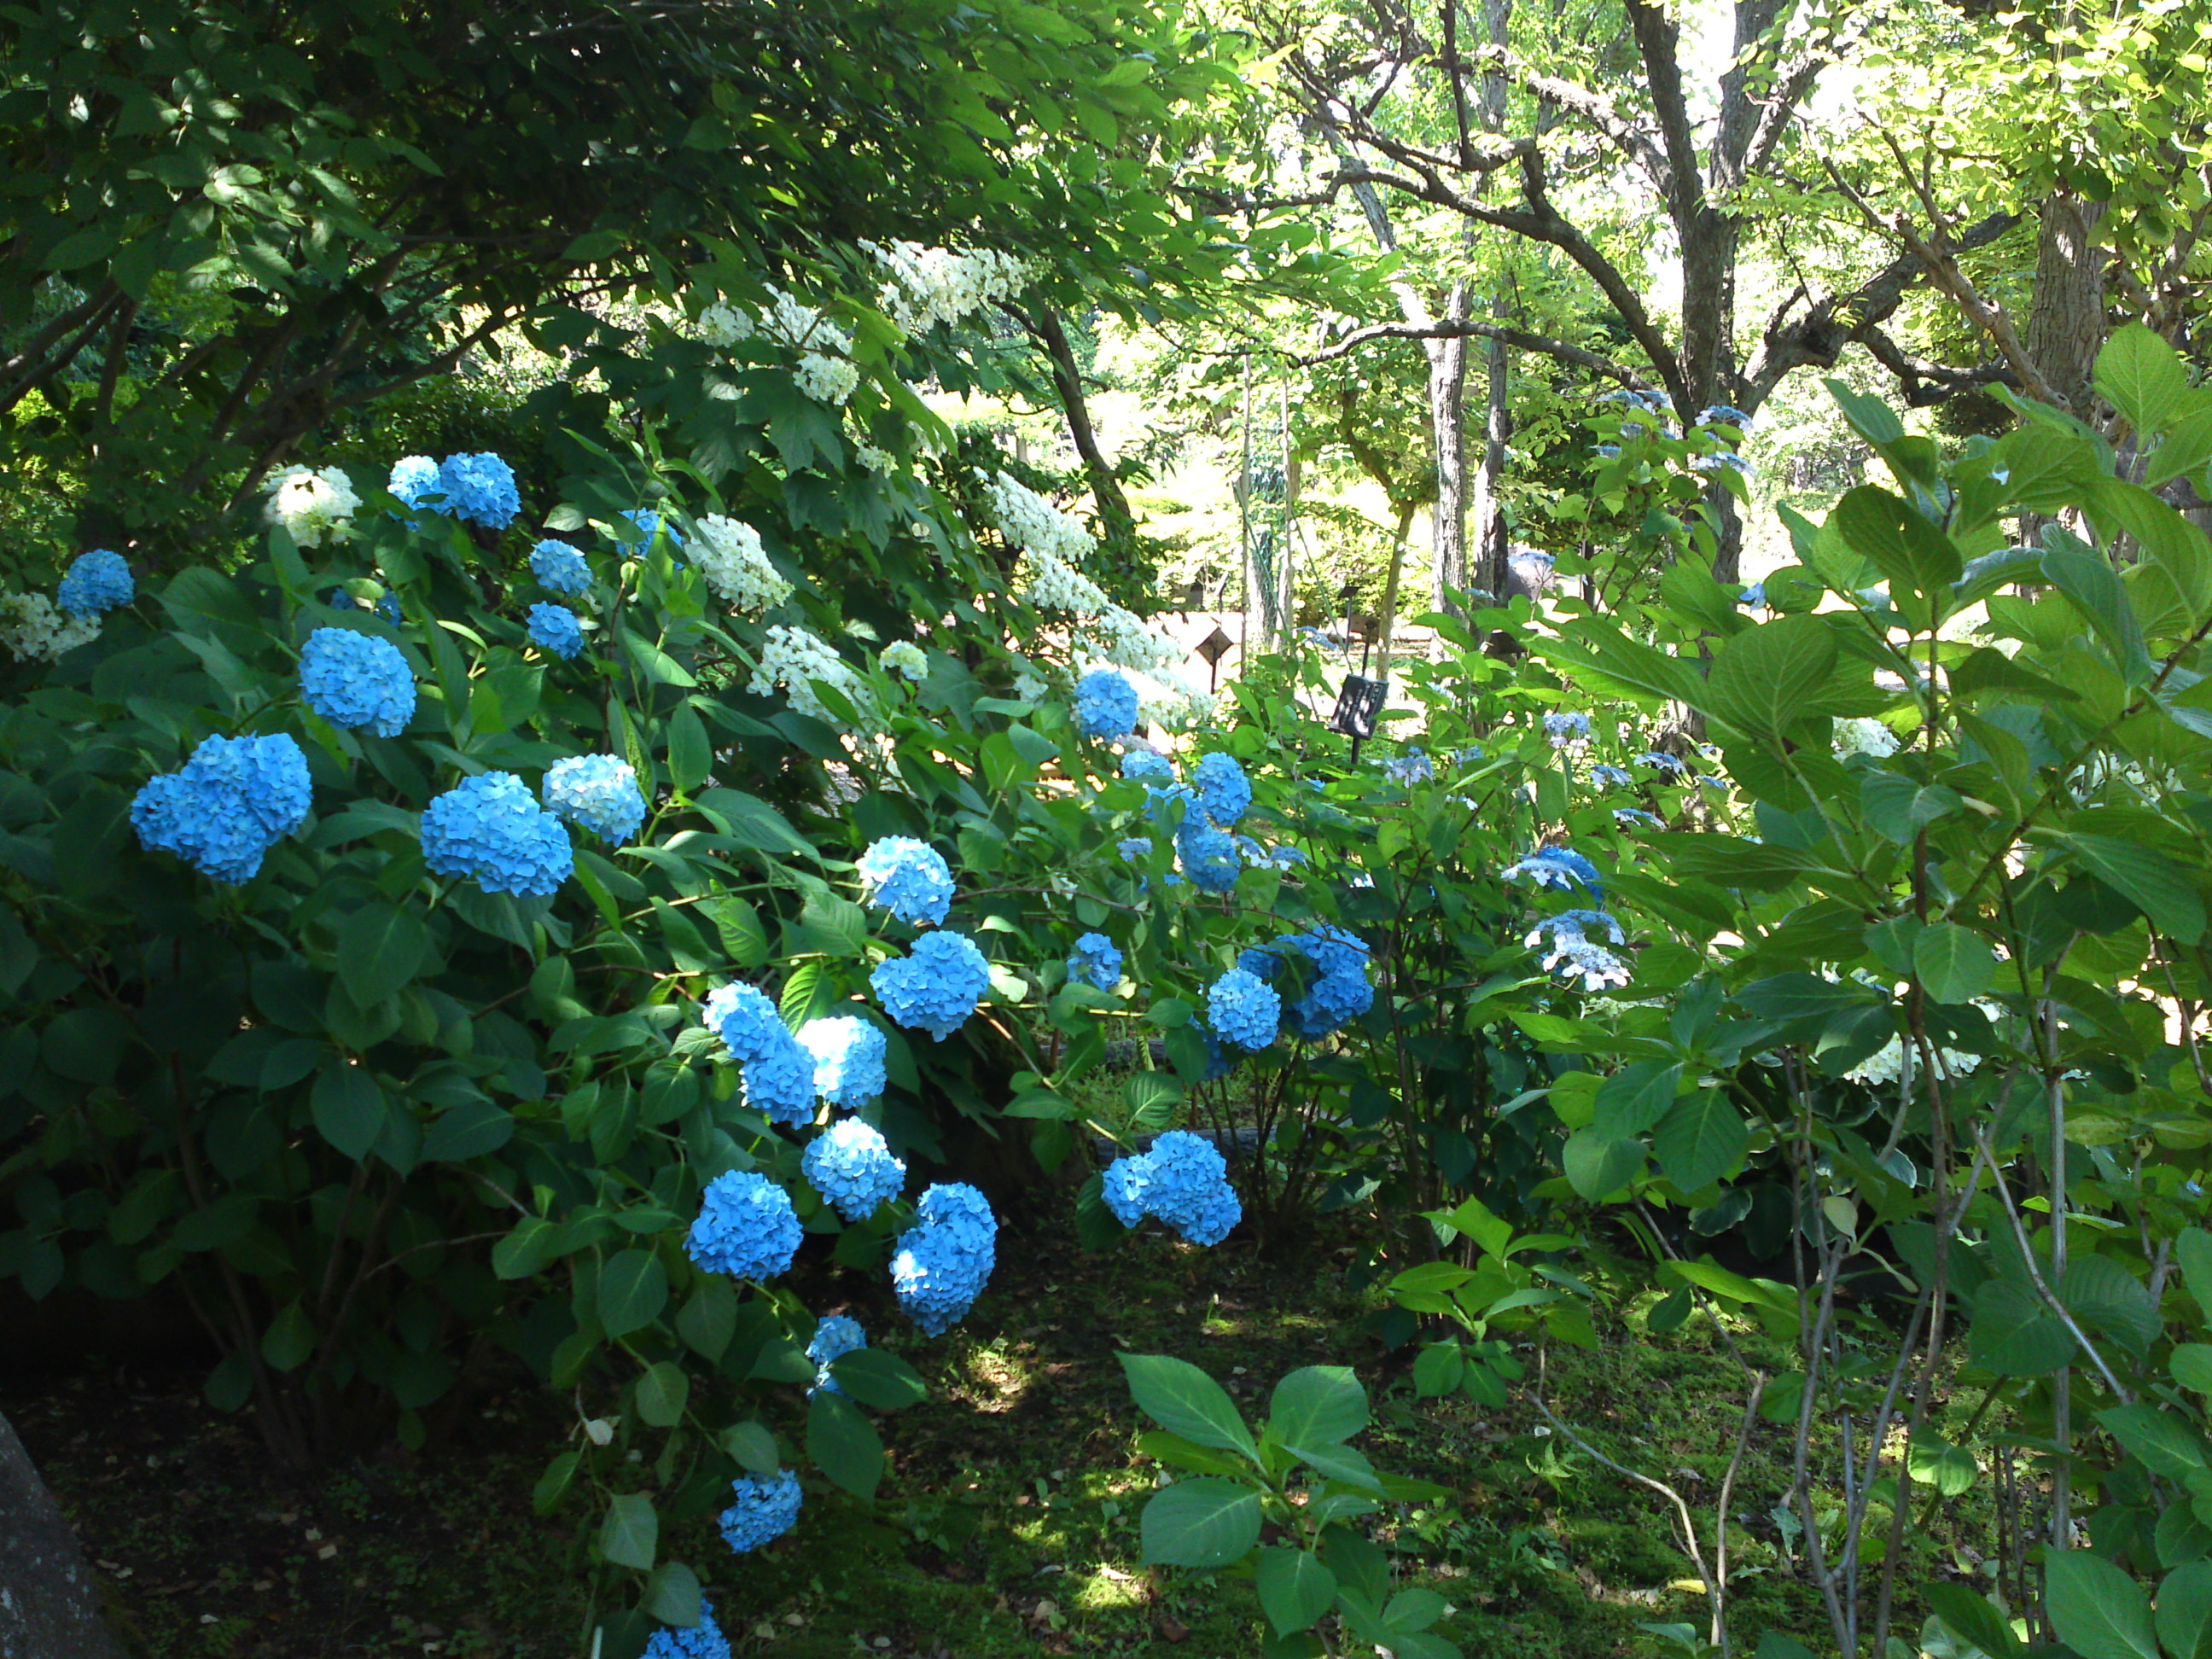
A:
[856,836,953,928]
[1175,821,1240,893]
[1237,946,1280,981]
[1191,752,1250,825]
[1194,1020,1236,1082]
[131,732,313,885]
[1073,669,1138,739]
[643,1598,732,1659]
[541,754,645,845]
[374,591,402,625]
[1588,764,1632,788]
[1207,968,1279,1051]
[871,931,990,1041]
[1526,910,1627,949]
[437,452,520,529]
[806,1316,868,1396]
[1501,846,1603,901]
[1738,582,1767,608]
[618,509,683,551]
[741,1022,818,1128]
[1543,937,1633,992]
[1615,806,1664,828]
[526,602,585,659]
[1544,711,1592,748]
[1382,749,1433,784]
[1121,748,1173,783]
[1634,751,1688,775]
[1100,1131,1240,1246]
[719,1470,802,1553]
[704,982,784,1062]
[795,1016,888,1109]
[1116,836,1155,864]
[891,1183,997,1336]
[685,1170,801,1280]
[1278,926,1374,1039]
[57,550,132,616]
[803,1119,905,1220]
[1103,1156,1150,1227]
[389,455,443,514]
[420,771,573,897]
[299,627,415,737]
[1067,932,1121,992]
[1700,405,1752,426]
[531,538,591,594]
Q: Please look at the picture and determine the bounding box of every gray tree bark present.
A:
[1427,279,1473,613]
[2023,191,2110,422]
[0,1409,125,1659]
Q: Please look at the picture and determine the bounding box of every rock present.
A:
[0,1408,125,1659]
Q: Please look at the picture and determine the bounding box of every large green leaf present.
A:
[1266,1367,1367,1447]
[335,901,429,1007]
[807,1388,883,1499]
[1562,1129,1644,1200]
[1924,1583,2022,1659]
[643,1562,702,1628]
[1254,1547,1336,1637]
[2097,1405,2209,1481]
[2097,322,2191,438]
[599,1491,658,1570]
[2180,1230,2212,1324]
[2045,1551,2157,1659]
[1138,1477,1262,1569]
[1913,923,1996,1004]
[2058,834,2206,944]
[2157,1562,2212,1659]
[1651,1091,1747,1192]
[2040,547,2151,684]
[1701,614,1840,742]
[829,1348,928,1410]
[1832,486,1962,599]
[1117,1353,1256,1460]
[311,1062,390,1160]
[597,1249,669,1339]
[1965,1280,2073,1375]
[1592,1062,1683,1140]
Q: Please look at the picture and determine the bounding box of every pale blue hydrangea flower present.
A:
[871,931,990,1041]
[643,1598,732,1659]
[1073,669,1138,739]
[57,550,132,616]
[1544,711,1592,748]
[299,628,415,736]
[437,452,520,529]
[1738,582,1767,608]
[1589,764,1633,788]
[704,982,784,1062]
[1634,751,1688,775]
[1382,749,1433,783]
[526,602,585,659]
[802,1119,905,1220]
[1191,752,1250,825]
[795,1016,888,1109]
[1102,1131,1240,1246]
[388,455,443,514]
[1700,405,1752,426]
[1277,926,1374,1039]
[1615,807,1664,828]
[531,539,591,594]
[1175,821,1240,893]
[1593,443,1622,458]
[856,836,953,928]
[1115,836,1155,863]
[891,1183,997,1336]
[1696,451,1749,474]
[1501,846,1603,901]
[541,754,645,845]
[1543,937,1633,992]
[420,771,573,897]
[685,1170,801,1280]
[806,1315,868,1396]
[740,1022,818,1127]
[719,1470,802,1552]
[1121,748,1173,783]
[1067,932,1121,991]
[131,732,312,885]
[618,509,683,551]
[1526,910,1626,950]
[1103,1156,1150,1227]
[1206,968,1279,1051]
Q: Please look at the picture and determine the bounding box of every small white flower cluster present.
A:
[879,641,928,681]
[0,591,99,661]
[1020,551,1109,617]
[1834,716,1901,760]
[264,465,361,547]
[699,287,853,356]
[983,471,1094,567]
[751,623,872,727]
[1846,1035,1982,1088]
[795,352,859,406]
[852,439,896,474]
[690,515,792,614]
[1137,672,1217,729]
[1094,603,1185,672]
[864,241,1037,336]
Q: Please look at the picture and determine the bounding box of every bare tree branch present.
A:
[1295,315,1651,387]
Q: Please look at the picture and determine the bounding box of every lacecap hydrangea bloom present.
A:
[1121,748,1173,783]
[806,1315,868,1396]
[131,732,313,884]
[1101,1130,1241,1246]
[1527,910,1626,949]
[719,1470,802,1553]
[1544,937,1633,992]
[264,465,360,546]
[872,931,990,1041]
[1073,668,1139,739]
[856,836,953,928]
[891,1183,997,1336]
[686,1170,802,1280]
[1544,710,1592,748]
[643,1598,732,1659]
[541,754,645,845]
[529,539,591,594]
[299,628,415,737]
[1382,749,1434,784]
[691,515,791,614]
[1634,750,1689,775]
[1207,968,1279,1051]
[803,1119,905,1220]
[795,1016,888,1109]
[1067,932,1121,992]
[879,640,928,681]
[1589,764,1633,788]
[1501,846,1603,900]
[1175,821,1241,893]
[435,452,520,529]
[419,771,573,897]
[526,602,585,660]
[56,550,132,617]
[1191,752,1250,825]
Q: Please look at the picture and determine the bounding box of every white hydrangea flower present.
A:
[264,465,361,547]
[1012,665,1049,703]
[1092,603,1185,672]
[0,591,99,661]
[1137,672,1216,729]
[696,301,751,346]
[1834,717,1901,760]
[879,641,928,681]
[982,471,1095,565]
[690,515,792,614]
[864,241,1038,335]
[852,439,896,474]
[751,623,873,727]
[1019,552,1109,618]
[795,353,859,406]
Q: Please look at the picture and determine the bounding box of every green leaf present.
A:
[1832,486,1961,599]
[2058,834,2206,944]
[336,902,430,1007]
[1562,1130,1644,1200]
[533,1450,580,1516]
[2157,1562,2212,1659]
[807,1388,883,1499]
[643,1562,702,1628]
[2096,322,2190,438]
[1138,1477,1263,1569]
[1266,1367,1367,1447]
[828,1348,928,1411]
[1966,1280,2073,1375]
[597,1249,669,1339]
[2145,407,2212,489]
[1592,1062,1682,1140]
[259,1302,315,1373]
[599,1492,658,1570]
[421,1098,514,1162]
[1651,1091,1747,1192]
[676,1279,736,1362]
[667,703,712,796]
[1255,1547,1336,1637]
[1860,773,1964,845]
[2044,1551,2157,1659]
[1701,614,1839,742]
[636,1361,690,1428]
[1117,1353,1256,1460]
[2173,1346,2212,1395]
[311,1062,390,1160]
[721,1422,780,1476]
[2040,547,2151,684]
[2181,1231,2212,1324]
[2096,1405,2208,1481]
[1913,923,1996,1004]
[695,789,816,860]
[1924,1584,2022,1659]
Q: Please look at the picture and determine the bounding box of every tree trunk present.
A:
[0,1410,126,1659]
[1428,278,1473,613]
[1471,325,1511,597]
[2023,191,2109,422]
[1024,306,1138,550]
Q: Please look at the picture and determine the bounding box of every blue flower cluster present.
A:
[299,628,415,736]
[1526,909,1626,949]
[1699,405,1752,426]
[1588,764,1632,788]
[1101,1131,1241,1246]
[1544,711,1592,748]
[1174,820,1240,893]
[1066,932,1121,992]
[802,1119,905,1220]
[1501,845,1604,900]
[420,771,573,897]
[1738,582,1767,608]
[619,509,683,550]
[131,733,313,884]
[891,1183,997,1336]
[1615,806,1664,829]
[1206,968,1279,1051]
[1190,752,1249,825]
[795,1016,888,1109]
[1116,836,1155,864]
[531,539,592,594]
[435,452,520,529]
[856,836,953,928]
[719,1470,802,1553]
[1074,668,1138,739]
[57,550,132,616]
[1382,749,1433,784]
[526,602,585,659]
[685,1170,802,1280]
[872,931,989,1041]
[388,456,443,515]
[1277,927,1374,1039]
[702,982,817,1127]
[806,1315,868,1395]
[1634,750,1688,776]
[541,754,645,845]
[1121,748,1173,783]
[643,1599,732,1659]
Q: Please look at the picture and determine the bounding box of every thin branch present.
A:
[1295,316,1650,386]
